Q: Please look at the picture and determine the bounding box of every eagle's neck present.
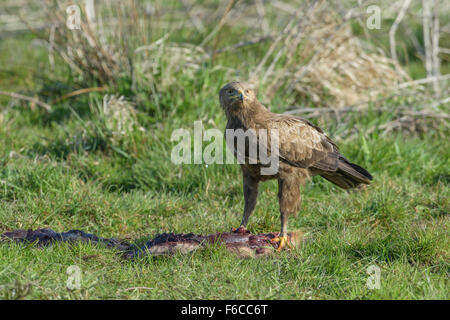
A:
[226,101,270,129]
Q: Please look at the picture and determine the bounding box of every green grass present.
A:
[0,2,449,300]
[1,95,448,299]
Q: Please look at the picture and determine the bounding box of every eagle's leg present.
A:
[271,177,301,251]
[233,173,259,233]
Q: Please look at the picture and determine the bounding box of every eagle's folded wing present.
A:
[267,116,340,172]
[264,115,372,187]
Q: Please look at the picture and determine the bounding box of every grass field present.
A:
[0,0,449,299]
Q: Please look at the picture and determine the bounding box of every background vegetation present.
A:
[0,0,448,299]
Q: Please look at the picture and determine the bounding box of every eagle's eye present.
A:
[245,89,250,94]
[227,89,233,95]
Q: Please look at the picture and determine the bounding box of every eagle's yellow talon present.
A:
[271,236,290,252]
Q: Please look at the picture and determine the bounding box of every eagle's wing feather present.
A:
[268,115,339,171]
[266,115,372,188]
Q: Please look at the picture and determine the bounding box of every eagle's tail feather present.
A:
[320,157,372,189]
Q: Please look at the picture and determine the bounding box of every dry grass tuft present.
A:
[100,94,140,139]
[12,0,414,109]
[250,1,410,107]
[133,39,209,92]
[24,0,208,91]
[33,0,136,85]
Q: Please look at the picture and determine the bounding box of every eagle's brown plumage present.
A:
[219,81,372,250]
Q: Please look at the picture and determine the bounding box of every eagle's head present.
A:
[219,81,257,113]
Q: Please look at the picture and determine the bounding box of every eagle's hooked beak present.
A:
[239,90,244,101]
[234,89,244,101]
